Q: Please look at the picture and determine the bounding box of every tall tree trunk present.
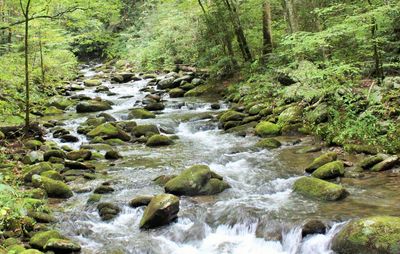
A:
[22,0,31,133]
[39,28,45,87]
[283,0,298,33]
[367,0,383,82]
[262,1,273,63]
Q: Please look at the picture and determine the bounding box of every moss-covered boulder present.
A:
[40,170,63,181]
[47,96,74,110]
[128,108,156,119]
[332,216,400,254]
[255,138,282,149]
[84,79,102,87]
[29,230,63,249]
[76,100,112,113]
[153,175,177,186]
[87,123,131,141]
[24,140,43,150]
[370,155,399,172]
[66,149,92,161]
[97,202,120,221]
[20,250,44,254]
[219,110,246,123]
[359,154,386,170]
[277,105,303,125]
[344,144,379,155]
[311,161,345,179]
[293,176,348,201]
[255,121,281,137]
[146,135,174,147]
[184,84,212,97]
[164,165,230,196]
[105,150,122,160]
[144,102,165,111]
[305,152,337,173]
[44,238,81,252]
[139,194,180,229]
[169,88,186,98]
[6,244,25,253]
[43,150,66,161]
[129,195,154,208]
[43,106,63,116]
[32,175,73,198]
[23,162,53,182]
[0,130,4,140]
[132,124,159,137]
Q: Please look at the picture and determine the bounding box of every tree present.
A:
[20,0,31,133]
[262,1,273,63]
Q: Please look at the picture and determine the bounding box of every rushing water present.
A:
[43,64,400,254]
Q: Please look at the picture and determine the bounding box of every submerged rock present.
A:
[139,194,180,229]
[305,152,337,173]
[332,216,400,254]
[128,108,156,119]
[129,195,154,208]
[97,202,121,221]
[293,176,348,201]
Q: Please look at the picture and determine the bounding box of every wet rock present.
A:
[157,77,176,89]
[153,175,177,186]
[255,138,282,149]
[84,79,102,87]
[60,134,79,143]
[64,160,95,170]
[370,155,399,172]
[305,152,337,173]
[43,150,66,161]
[144,102,165,111]
[44,238,81,252]
[40,170,63,181]
[165,165,230,196]
[22,151,44,165]
[24,140,43,150]
[29,230,63,249]
[32,175,73,198]
[146,135,174,147]
[87,123,131,141]
[184,84,211,97]
[332,216,400,254]
[344,144,379,155]
[87,194,102,204]
[139,194,180,229]
[311,161,345,179]
[211,103,221,110]
[97,202,121,221]
[129,195,154,208]
[128,108,156,119]
[95,85,109,93]
[23,162,54,182]
[117,121,138,132]
[43,106,64,116]
[302,220,326,237]
[76,100,112,113]
[105,150,122,160]
[255,121,281,137]
[97,112,117,122]
[145,94,161,102]
[295,146,322,154]
[94,184,114,194]
[66,149,92,161]
[169,88,186,98]
[219,110,246,123]
[52,127,70,138]
[293,176,348,201]
[28,212,56,223]
[132,124,159,137]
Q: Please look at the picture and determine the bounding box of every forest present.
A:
[0,0,400,253]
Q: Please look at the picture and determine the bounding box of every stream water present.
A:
[43,64,400,254]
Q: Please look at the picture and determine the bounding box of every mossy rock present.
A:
[277,105,303,125]
[132,124,159,137]
[293,176,348,201]
[20,250,44,254]
[76,100,112,113]
[198,178,231,195]
[153,175,177,186]
[47,96,74,110]
[332,216,400,254]
[184,84,212,97]
[311,161,345,179]
[87,123,131,141]
[84,79,102,87]
[305,103,329,124]
[146,135,174,147]
[255,121,281,137]
[2,238,22,248]
[305,152,337,173]
[169,88,186,98]
[44,238,81,252]
[66,149,92,161]
[139,194,180,229]
[295,146,322,154]
[128,108,156,119]
[248,104,265,115]
[24,140,43,150]
[28,212,56,223]
[40,170,63,181]
[23,162,53,182]
[255,138,282,149]
[83,117,107,127]
[6,244,26,253]
[129,195,154,208]
[104,138,126,146]
[32,175,73,199]
[0,131,4,140]
[43,106,64,116]
[219,110,246,123]
[29,230,63,249]
[223,121,243,130]
[359,154,386,170]
[370,156,399,172]
[43,150,66,161]
[344,144,379,155]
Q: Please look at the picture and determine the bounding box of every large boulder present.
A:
[146,135,174,147]
[139,194,180,229]
[44,239,81,252]
[128,108,156,119]
[277,105,303,125]
[66,149,92,161]
[293,176,348,201]
[169,88,186,98]
[305,152,337,173]
[157,77,176,89]
[255,121,281,137]
[87,123,131,141]
[255,138,281,149]
[32,175,73,198]
[219,110,245,123]
[370,155,399,172]
[76,100,112,113]
[164,165,230,196]
[332,216,400,254]
[132,125,159,137]
[311,161,345,179]
[29,230,63,249]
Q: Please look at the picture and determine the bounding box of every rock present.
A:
[105,150,122,160]
[305,152,337,173]
[153,175,177,186]
[23,162,53,182]
[191,78,204,86]
[24,140,43,150]
[44,238,81,252]
[157,77,176,89]
[302,220,326,237]
[97,112,117,122]
[47,96,73,110]
[28,212,56,223]
[132,125,159,137]
[40,170,63,181]
[255,138,282,149]
[87,123,131,141]
[248,104,265,115]
[255,121,281,137]
[29,230,63,249]
[128,108,156,119]
[219,110,246,123]
[87,194,102,204]
[146,135,174,147]
[60,134,79,143]
[293,176,348,201]
[129,195,154,208]
[64,160,95,170]
[344,144,379,155]
[211,103,221,110]
[117,121,138,132]
[43,106,63,116]
[332,216,400,254]
[184,84,211,97]
[76,100,112,113]
[97,203,121,221]
[0,131,4,140]
[66,149,92,161]
[359,154,386,169]
[22,151,44,165]
[139,194,180,229]
[43,150,66,161]
[6,244,25,253]
[295,146,322,154]
[311,161,345,179]
[277,105,303,125]
[32,175,73,198]
[306,103,329,124]
[95,85,109,93]
[370,155,399,172]
[2,238,22,248]
[94,184,114,194]
[169,88,186,98]
[84,79,102,87]
[164,165,230,196]
[144,102,165,111]
[20,250,44,254]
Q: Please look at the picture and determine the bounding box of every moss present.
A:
[32,175,73,199]
[277,105,303,125]
[311,161,345,179]
[132,124,159,137]
[23,162,53,182]
[255,138,282,149]
[40,170,63,181]
[255,121,281,137]
[248,104,265,115]
[47,96,74,110]
[20,250,44,254]
[87,194,102,204]
[184,84,213,97]
[2,238,22,248]
[219,110,246,123]
[29,230,63,249]
[332,216,400,254]
[199,178,231,195]
[139,194,180,229]
[76,100,112,113]
[43,150,66,161]
[84,79,102,86]
[6,244,26,253]
[305,152,337,173]
[293,176,348,201]
[104,138,126,146]
[359,155,386,169]
[24,140,43,150]
[129,195,153,208]
[305,103,329,124]
[344,144,379,155]
[87,123,131,141]
[128,108,156,119]
[43,106,63,116]
[44,238,81,252]
[146,135,174,147]
[153,175,177,186]
[169,88,186,98]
